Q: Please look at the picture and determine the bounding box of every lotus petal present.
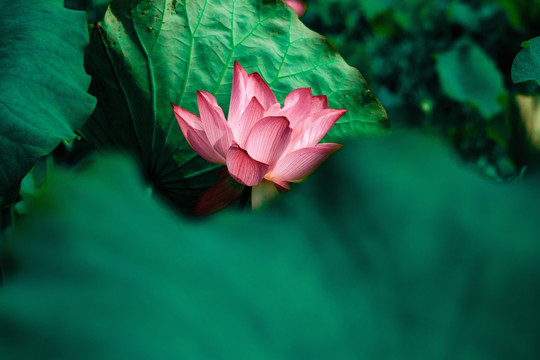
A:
[197,91,234,158]
[172,103,204,131]
[228,61,250,126]
[193,174,244,216]
[285,0,307,17]
[246,72,278,110]
[226,143,269,186]
[290,109,347,152]
[245,116,292,166]
[311,95,329,112]
[231,96,265,149]
[172,103,225,164]
[281,88,313,128]
[269,143,342,182]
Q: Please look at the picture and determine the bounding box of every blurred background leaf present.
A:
[512,36,540,86]
[436,41,506,118]
[0,0,96,207]
[2,131,540,359]
[82,0,388,214]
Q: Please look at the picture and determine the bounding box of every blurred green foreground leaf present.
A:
[1,131,540,359]
[0,157,361,359]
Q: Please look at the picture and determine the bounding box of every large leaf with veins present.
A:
[82,0,389,212]
[0,0,95,206]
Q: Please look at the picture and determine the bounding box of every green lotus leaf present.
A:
[0,0,96,206]
[512,36,540,86]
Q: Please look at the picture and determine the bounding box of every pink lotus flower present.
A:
[172,62,345,213]
[285,0,307,17]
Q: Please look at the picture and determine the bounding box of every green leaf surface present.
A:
[512,36,540,86]
[436,41,506,118]
[0,0,96,206]
[82,0,389,212]
[2,131,540,359]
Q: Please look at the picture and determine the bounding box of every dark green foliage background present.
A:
[302,0,540,180]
